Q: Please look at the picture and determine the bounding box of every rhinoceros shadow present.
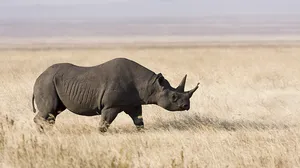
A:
[147,114,293,132]
[42,114,294,135]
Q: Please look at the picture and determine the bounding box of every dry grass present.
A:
[1,45,300,167]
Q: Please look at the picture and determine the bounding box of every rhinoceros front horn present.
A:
[187,83,200,98]
[176,75,187,92]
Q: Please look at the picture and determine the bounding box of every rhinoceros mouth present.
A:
[179,104,190,111]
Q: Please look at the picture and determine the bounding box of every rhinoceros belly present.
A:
[55,78,99,116]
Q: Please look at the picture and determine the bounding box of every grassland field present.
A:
[1,43,300,168]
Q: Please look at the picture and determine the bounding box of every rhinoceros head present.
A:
[153,73,199,111]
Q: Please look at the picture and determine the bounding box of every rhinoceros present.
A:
[32,58,199,132]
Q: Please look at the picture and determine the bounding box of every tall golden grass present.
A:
[1,45,300,167]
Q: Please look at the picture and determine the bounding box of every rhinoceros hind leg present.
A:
[33,86,66,132]
[33,112,54,132]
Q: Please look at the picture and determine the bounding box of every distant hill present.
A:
[1,15,300,37]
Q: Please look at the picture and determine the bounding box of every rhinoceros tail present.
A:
[32,94,36,113]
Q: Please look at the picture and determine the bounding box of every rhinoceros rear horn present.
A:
[187,83,200,98]
[176,75,187,92]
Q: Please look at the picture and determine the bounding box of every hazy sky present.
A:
[1,0,300,19]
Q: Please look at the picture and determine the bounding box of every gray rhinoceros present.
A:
[32,58,199,132]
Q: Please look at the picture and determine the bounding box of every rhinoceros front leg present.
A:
[125,106,144,131]
[99,108,120,132]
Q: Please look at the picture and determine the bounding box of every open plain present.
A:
[1,43,300,167]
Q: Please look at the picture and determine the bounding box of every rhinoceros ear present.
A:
[157,73,165,86]
[176,75,187,92]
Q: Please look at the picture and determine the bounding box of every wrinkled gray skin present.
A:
[32,58,199,132]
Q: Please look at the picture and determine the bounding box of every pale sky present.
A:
[1,0,300,19]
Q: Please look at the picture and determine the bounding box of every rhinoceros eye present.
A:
[172,94,178,102]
